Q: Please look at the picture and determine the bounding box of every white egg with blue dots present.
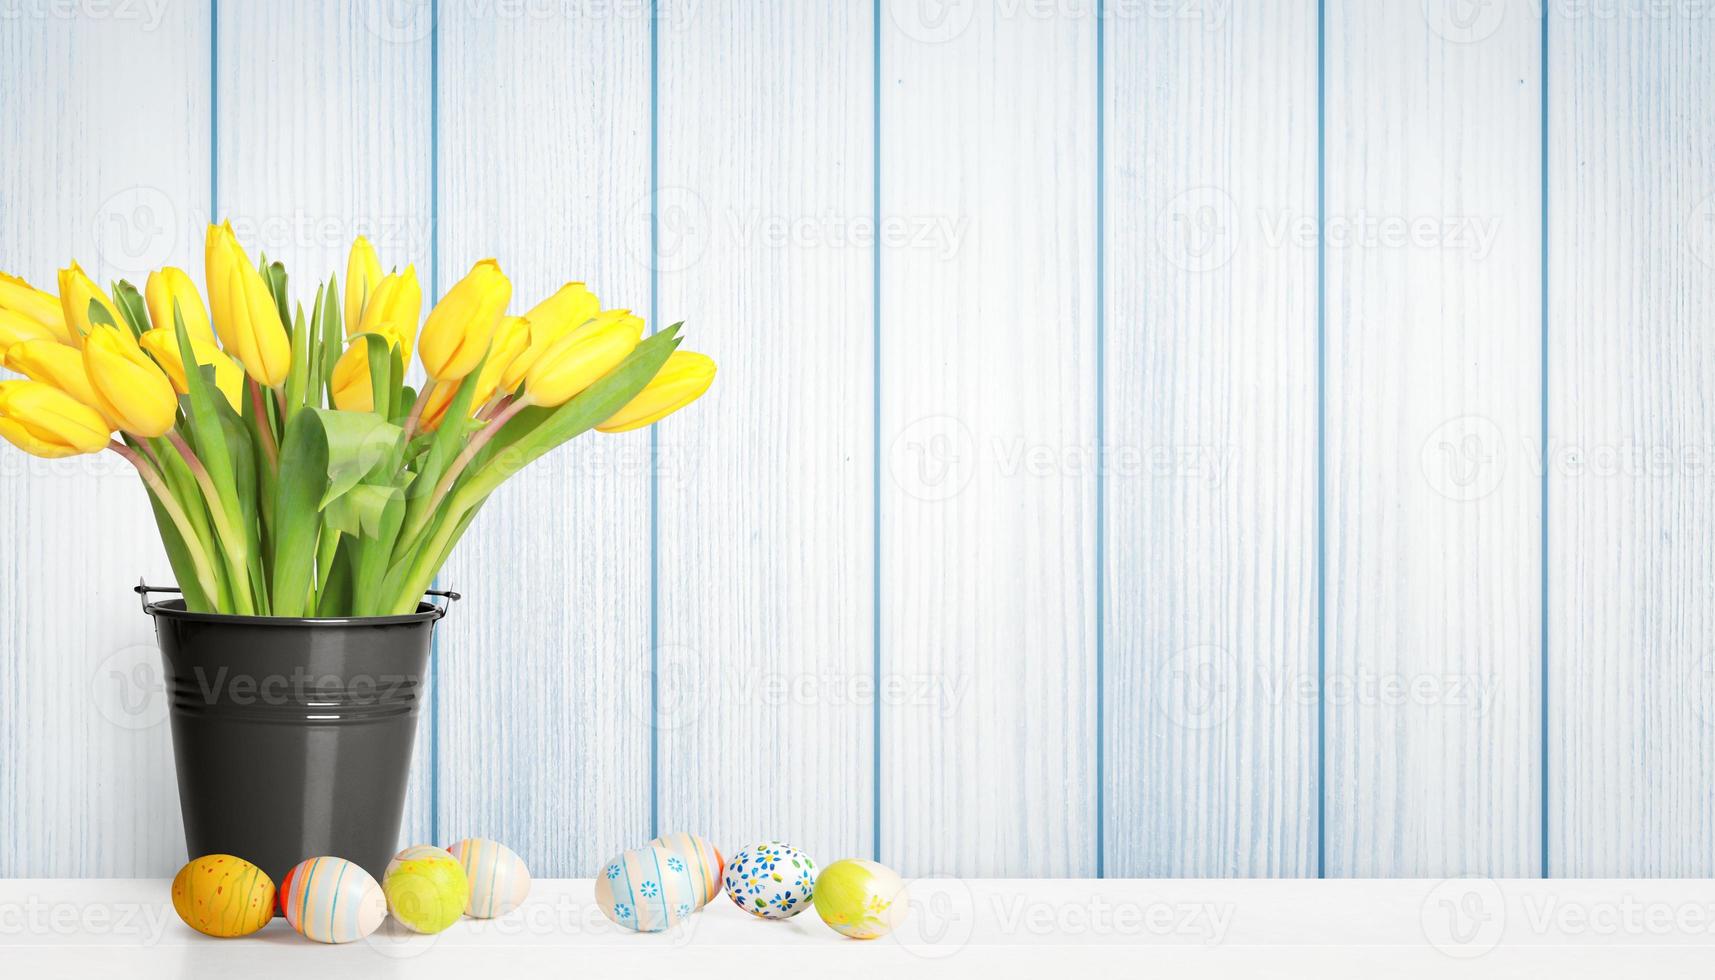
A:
[594,845,701,932]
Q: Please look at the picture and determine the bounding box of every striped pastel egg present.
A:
[278,857,387,943]
[723,841,817,919]
[447,838,531,919]
[594,845,700,932]
[170,854,275,938]
[647,832,725,908]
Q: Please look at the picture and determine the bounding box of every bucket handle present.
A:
[136,580,463,618]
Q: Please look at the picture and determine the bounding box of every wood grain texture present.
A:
[216,0,436,850]
[1104,1,1319,877]
[433,4,652,876]
[0,1,210,875]
[1549,9,1715,876]
[1324,1,1541,876]
[653,1,875,861]
[878,0,1097,876]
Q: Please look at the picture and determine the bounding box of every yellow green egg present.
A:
[812,859,907,940]
[384,845,469,934]
[170,854,276,938]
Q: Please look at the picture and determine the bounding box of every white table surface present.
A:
[3,877,1713,978]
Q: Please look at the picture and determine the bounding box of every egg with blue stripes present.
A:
[446,837,531,919]
[278,856,387,943]
[594,845,701,932]
[647,831,725,908]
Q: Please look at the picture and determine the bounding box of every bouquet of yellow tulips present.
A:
[0,226,715,617]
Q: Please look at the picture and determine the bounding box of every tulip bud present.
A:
[3,339,113,424]
[145,267,216,347]
[57,262,126,346]
[82,324,179,438]
[355,266,423,361]
[225,260,292,388]
[138,328,244,412]
[1,307,60,355]
[418,259,511,383]
[596,350,716,433]
[0,271,72,345]
[501,282,599,392]
[329,322,410,413]
[521,310,644,409]
[0,380,113,458]
[345,235,384,333]
[421,315,530,431]
[204,222,238,341]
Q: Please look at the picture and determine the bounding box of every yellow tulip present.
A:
[421,315,530,431]
[204,222,238,339]
[57,262,126,346]
[1,307,60,355]
[138,328,244,412]
[0,272,72,345]
[596,350,716,433]
[329,322,411,413]
[345,235,384,333]
[225,261,292,388]
[355,267,423,361]
[521,310,644,409]
[418,259,510,383]
[0,380,113,458]
[82,324,179,438]
[502,282,599,391]
[145,267,216,346]
[3,340,113,423]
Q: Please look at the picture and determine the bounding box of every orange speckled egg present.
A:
[171,854,276,938]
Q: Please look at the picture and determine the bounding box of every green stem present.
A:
[397,397,527,553]
[165,431,256,615]
[111,441,223,605]
[249,377,279,471]
[402,379,435,441]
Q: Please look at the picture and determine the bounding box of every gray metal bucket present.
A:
[139,584,457,893]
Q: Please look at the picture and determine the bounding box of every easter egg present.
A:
[812,859,908,939]
[594,845,701,932]
[170,854,275,938]
[278,856,388,943]
[648,832,725,908]
[446,838,531,919]
[723,841,817,919]
[384,845,469,934]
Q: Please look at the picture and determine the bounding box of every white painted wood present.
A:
[652,1,875,864]
[878,0,1097,876]
[1104,1,1319,877]
[1324,2,1541,876]
[434,5,653,875]
[1549,11,1715,876]
[215,0,435,849]
[0,1,210,876]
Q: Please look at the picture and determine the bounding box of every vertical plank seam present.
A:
[1539,1,1551,881]
[648,0,661,843]
[871,0,884,865]
[429,0,442,848]
[1315,0,1328,880]
[1093,0,1106,881]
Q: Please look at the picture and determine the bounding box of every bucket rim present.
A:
[137,584,455,626]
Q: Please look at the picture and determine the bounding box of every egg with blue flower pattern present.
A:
[648,832,725,908]
[723,841,817,919]
[595,845,701,932]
